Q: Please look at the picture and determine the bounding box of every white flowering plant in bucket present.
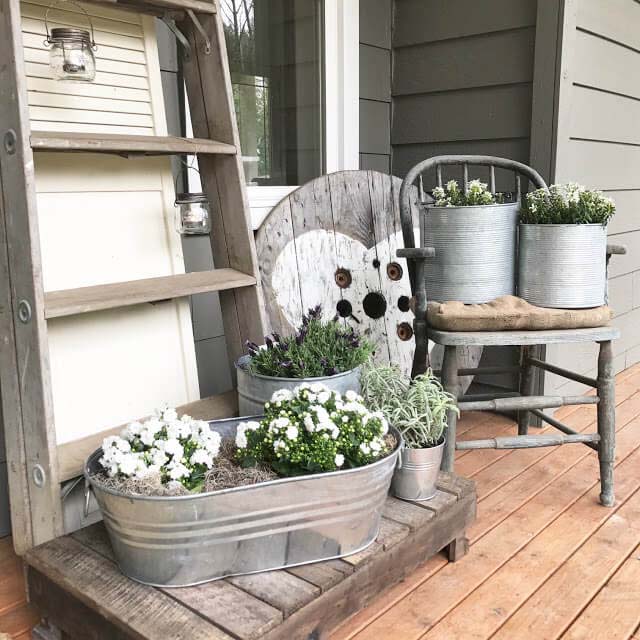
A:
[99,407,222,491]
[432,178,504,207]
[236,383,392,476]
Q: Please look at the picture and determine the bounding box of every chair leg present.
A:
[518,345,536,435]
[597,340,615,507]
[441,345,459,472]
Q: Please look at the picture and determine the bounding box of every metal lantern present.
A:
[44,1,97,82]
[175,163,211,235]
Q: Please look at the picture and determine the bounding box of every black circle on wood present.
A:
[336,299,353,318]
[4,130,16,155]
[397,322,413,341]
[398,295,411,312]
[386,262,403,281]
[334,267,352,289]
[362,292,387,319]
[372,258,381,269]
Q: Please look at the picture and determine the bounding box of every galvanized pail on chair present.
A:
[421,202,519,303]
[518,224,607,308]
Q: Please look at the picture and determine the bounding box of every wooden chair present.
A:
[397,155,624,507]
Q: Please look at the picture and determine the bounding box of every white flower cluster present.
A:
[236,383,390,473]
[433,178,496,207]
[100,407,221,487]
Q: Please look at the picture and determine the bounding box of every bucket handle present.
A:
[83,478,93,518]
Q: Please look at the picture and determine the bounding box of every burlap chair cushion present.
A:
[425,295,612,332]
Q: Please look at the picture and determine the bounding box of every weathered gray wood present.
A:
[529,409,599,451]
[286,562,346,593]
[31,132,235,156]
[518,345,536,435]
[459,394,598,412]
[455,433,600,450]
[432,365,522,378]
[429,326,620,347]
[83,0,216,14]
[441,345,459,472]
[26,537,233,639]
[597,340,616,506]
[228,570,320,618]
[0,0,63,553]
[44,269,255,319]
[526,355,598,388]
[382,496,435,529]
[180,12,264,369]
[447,535,469,562]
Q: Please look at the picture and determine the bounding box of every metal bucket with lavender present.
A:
[235,305,374,415]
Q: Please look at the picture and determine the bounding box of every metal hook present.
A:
[44,0,97,50]
[187,9,212,55]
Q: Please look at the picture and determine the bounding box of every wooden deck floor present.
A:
[332,362,640,640]
[2,364,640,640]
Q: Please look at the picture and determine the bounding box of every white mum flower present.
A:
[304,415,316,433]
[162,407,178,422]
[310,382,328,394]
[370,439,382,452]
[359,442,371,455]
[271,388,294,403]
[345,389,358,402]
[205,431,221,457]
[150,448,168,467]
[190,449,213,468]
[335,454,345,467]
[236,430,248,449]
[270,417,290,431]
[273,439,287,451]
[286,425,299,440]
[163,438,184,459]
[139,428,156,447]
[317,390,331,404]
[118,453,140,476]
[168,462,190,480]
[102,435,120,450]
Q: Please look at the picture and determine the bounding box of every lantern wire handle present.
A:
[44,0,97,50]
[174,157,204,204]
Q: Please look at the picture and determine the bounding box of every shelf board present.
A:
[31,132,236,156]
[45,269,256,319]
[81,0,216,15]
[58,391,238,482]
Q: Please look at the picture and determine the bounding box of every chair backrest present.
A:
[398,155,549,287]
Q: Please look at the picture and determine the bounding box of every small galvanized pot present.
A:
[236,354,361,415]
[85,418,401,587]
[392,439,445,501]
[518,223,607,308]
[421,201,519,303]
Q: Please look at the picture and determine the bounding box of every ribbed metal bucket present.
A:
[420,202,519,303]
[236,355,361,416]
[392,440,445,501]
[85,417,401,587]
[518,224,607,308]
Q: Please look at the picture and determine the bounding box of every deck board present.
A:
[331,363,640,640]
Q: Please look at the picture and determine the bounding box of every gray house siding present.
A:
[391,0,537,390]
[545,0,640,393]
[360,0,392,173]
[0,405,8,536]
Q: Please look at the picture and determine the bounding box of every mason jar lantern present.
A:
[44,1,97,82]
[175,161,211,235]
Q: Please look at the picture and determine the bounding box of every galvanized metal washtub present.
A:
[84,417,401,587]
[392,440,445,501]
[518,224,607,308]
[236,354,361,415]
[420,201,519,303]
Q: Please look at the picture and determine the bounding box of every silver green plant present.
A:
[360,364,458,448]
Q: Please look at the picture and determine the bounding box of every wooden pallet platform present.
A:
[23,474,475,640]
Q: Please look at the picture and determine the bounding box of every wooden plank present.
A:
[0,0,63,555]
[228,571,321,618]
[81,0,217,15]
[44,268,256,319]
[561,541,640,640]
[26,537,232,639]
[31,132,236,156]
[164,582,283,640]
[180,12,264,368]
[58,390,237,481]
[382,497,436,530]
[286,563,348,593]
[0,602,40,638]
[261,487,476,640]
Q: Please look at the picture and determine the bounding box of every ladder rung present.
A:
[44,269,256,318]
[82,0,217,15]
[31,132,236,156]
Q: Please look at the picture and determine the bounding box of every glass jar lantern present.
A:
[45,2,97,82]
[175,192,211,235]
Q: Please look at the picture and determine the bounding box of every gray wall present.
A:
[0,403,8,537]
[544,0,640,393]
[391,0,538,390]
[157,22,232,399]
[359,0,392,172]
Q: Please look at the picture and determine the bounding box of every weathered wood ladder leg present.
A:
[517,345,536,435]
[597,340,615,507]
[441,345,460,472]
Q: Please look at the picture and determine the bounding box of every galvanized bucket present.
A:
[420,201,519,303]
[236,354,361,415]
[392,440,445,501]
[85,417,401,587]
[518,224,607,308]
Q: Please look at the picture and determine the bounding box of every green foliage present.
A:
[521,183,616,225]
[235,385,391,476]
[432,179,504,207]
[246,306,374,378]
[360,365,458,448]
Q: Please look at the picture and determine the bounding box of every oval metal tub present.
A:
[85,417,401,587]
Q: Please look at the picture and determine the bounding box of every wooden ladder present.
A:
[0,0,264,553]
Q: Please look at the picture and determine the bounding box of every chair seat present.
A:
[428,326,620,346]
